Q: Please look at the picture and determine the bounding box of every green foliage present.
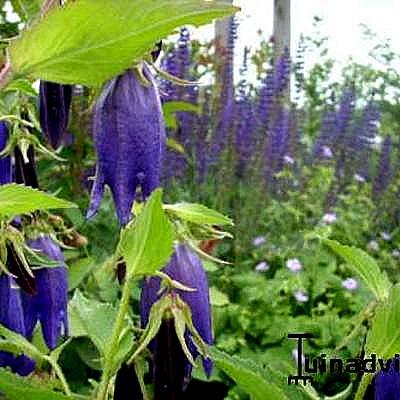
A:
[119,189,175,278]
[10,0,238,85]
[366,284,400,359]
[164,202,233,226]
[0,183,77,218]
[324,239,391,301]
[0,369,72,400]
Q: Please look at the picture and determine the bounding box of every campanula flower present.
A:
[321,212,337,224]
[252,236,266,247]
[294,290,308,303]
[140,243,213,394]
[374,360,400,399]
[87,64,165,226]
[0,122,11,184]
[21,235,68,350]
[0,274,35,376]
[39,81,73,149]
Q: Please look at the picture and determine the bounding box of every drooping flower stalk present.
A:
[88,64,165,226]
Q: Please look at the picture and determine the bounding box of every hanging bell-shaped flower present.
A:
[21,235,68,350]
[0,122,11,184]
[39,81,73,149]
[140,243,213,397]
[87,63,165,226]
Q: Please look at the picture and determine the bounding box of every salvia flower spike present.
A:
[87,63,166,226]
[39,81,73,149]
[374,360,400,399]
[140,243,213,391]
[21,235,68,350]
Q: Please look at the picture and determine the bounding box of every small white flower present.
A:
[354,173,366,183]
[342,278,358,291]
[255,261,269,272]
[284,155,295,165]
[392,250,400,258]
[322,212,337,224]
[367,240,379,252]
[252,236,266,247]
[294,290,309,303]
[286,258,303,272]
[380,231,391,241]
[322,146,333,158]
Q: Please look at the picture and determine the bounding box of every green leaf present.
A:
[10,0,40,21]
[10,0,239,86]
[119,189,175,278]
[68,290,122,356]
[211,348,289,400]
[210,286,229,307]
[164,202,233,226]
[166,137,185,154]
[0,184,77,218]
[68,256,95,290]
[163,101,200,114]
[0,368,72,400]
[0,323,43,362]
[366,284,400,359]
[324,239,390,301]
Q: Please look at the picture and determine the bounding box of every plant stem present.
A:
[0,61,12,91]
[44,355,72,397]
[354,373,373,400]
[96,276,135,400]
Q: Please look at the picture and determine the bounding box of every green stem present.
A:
[96,276,135,400]
[43,355,72,397]
[354,373,373,400]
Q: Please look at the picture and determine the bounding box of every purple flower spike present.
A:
[375,360,400,399]
[39,81,73,149]
[0,274,35,376]
[0,122,11,185]
[21,235,68,350]
[140,243,213,388]
[88,64,165,226]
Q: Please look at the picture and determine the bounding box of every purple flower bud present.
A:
[286,258,302,272]
[14,145,39,189]
[88,65,165,226]
[255,261,269,272]
[0,122,11,185]
[39,81,73,149]
[21,235,68,350]
[140,244,213,387]
[0,274,35,376]
[374,360,400,399]
[114,363,142,400]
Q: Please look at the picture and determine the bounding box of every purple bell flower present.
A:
[374,360,400,399]
[0,274,35,376]
[39,81,73,149]
[0,122,11,184]
[21,235,68,350]
[87,64,165,226]
[140,244,213,393]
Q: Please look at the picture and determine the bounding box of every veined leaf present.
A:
[119,189,175,278]
[211,348,289,400]
[0,184,77,218]
[10,0,239,86]
[163,101,200,115]
[0,368,73,400]
[324,239,390,301]
[164,202,233,226]
[366,284,400,359]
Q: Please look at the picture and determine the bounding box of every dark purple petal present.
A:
[88,64,165,226]
[0,122,11,185]
[114,363,142,400]
[14,145,39,189]
[140,243,213,381]
[375,360,400,400]
[21,235,68,350]
[39,81,73,149]
[0,274,35,376]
